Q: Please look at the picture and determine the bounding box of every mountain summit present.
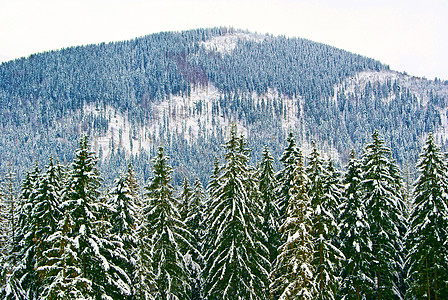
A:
[1,27,447,183]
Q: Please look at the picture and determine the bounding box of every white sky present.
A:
[1,0,447,80]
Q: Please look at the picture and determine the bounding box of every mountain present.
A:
[1,27,447,185]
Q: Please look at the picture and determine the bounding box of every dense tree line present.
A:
[3,27,447,191]
[1,128,447,299]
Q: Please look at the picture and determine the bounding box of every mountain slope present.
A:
[1,27,447,185]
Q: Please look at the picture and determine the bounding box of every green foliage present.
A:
[203,125,269,299]
[406,134,448,298]
[143,146,192,299]
[1,130,448,300]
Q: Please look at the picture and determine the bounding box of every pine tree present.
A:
[33,158,64,274]
[306,143,343,300]
[37,213,93,300]
[203,125,269,299]
[339,150,374,299]
[276,132,300,224]
[0,168,23,299]
[143,146,192,299]
[271,149,316,299]
[179,178,193,224]
[256,147,280,277]
[360,131,404,299]
[7,165,39,299]
[64,135,131,299]
[183,178,205,300]
[406,133,448,299]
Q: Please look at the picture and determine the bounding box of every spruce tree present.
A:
[103,172,139,299]
[33,159,64,269]
[64,135,131,299]
[0,168,23,300]
[183,178,205,300]
[203,125,269,299]
[8,165,39,299]
[256,147,280,276]
[271,149,316,299]
[179,178,193,224]
[143,146,192,299]
[276,132,300,224]
[306,143,343,300]
[37,213,93,300]
[339,150,373,299]
[406,134,448,299]
[360,131,404,299]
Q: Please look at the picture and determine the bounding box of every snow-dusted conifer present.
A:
[179,178,193,223]
[105,171,140,299]
[7,165,39,299]
[306,143,343,300]
[271,149,316,299]
[339,150,374,299]
[256,146,280,274]
[183,178,205,300]
[276,132,300,223]
[360,131,404,299]
[406,133,448,298]
[33,158,64,269]
[143,146,192,299]
[203,125,269,299]
[64,135,131,299]
[37,213,93,300]
[0,168,23,300]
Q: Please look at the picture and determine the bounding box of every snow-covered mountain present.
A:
[1,27,447,183]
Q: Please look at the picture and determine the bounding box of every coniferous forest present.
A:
[1,126,447,299]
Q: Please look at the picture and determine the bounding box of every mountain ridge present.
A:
[1,27,447,185]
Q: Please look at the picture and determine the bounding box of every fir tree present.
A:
[109,169,140,299]
[37,213,93,300]
[360,131,404,299]
[271,149,316,299]
[339,150,373,299]
[256,146,280,276]
[143,146,192,299]
[0,168,23,300]
[8,165,39,299]
[406,134,448,299]
[276,132,300,224]
[64,135,131,299]
[33,158,64,275]
[179,178,193,224]
[203,125,269,299]
[306,143,343,300]
[183,178,205,300]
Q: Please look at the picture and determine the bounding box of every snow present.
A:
[84,82,304,160]
[201,32,267,55]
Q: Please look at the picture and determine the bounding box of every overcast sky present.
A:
[1,0,447,80]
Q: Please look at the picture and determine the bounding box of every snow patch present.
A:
[84,104,152,159]
[201,32,267,55]
[84,83,302,160]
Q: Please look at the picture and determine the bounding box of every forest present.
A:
[2,27,447,188]
[1,126,447,299]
